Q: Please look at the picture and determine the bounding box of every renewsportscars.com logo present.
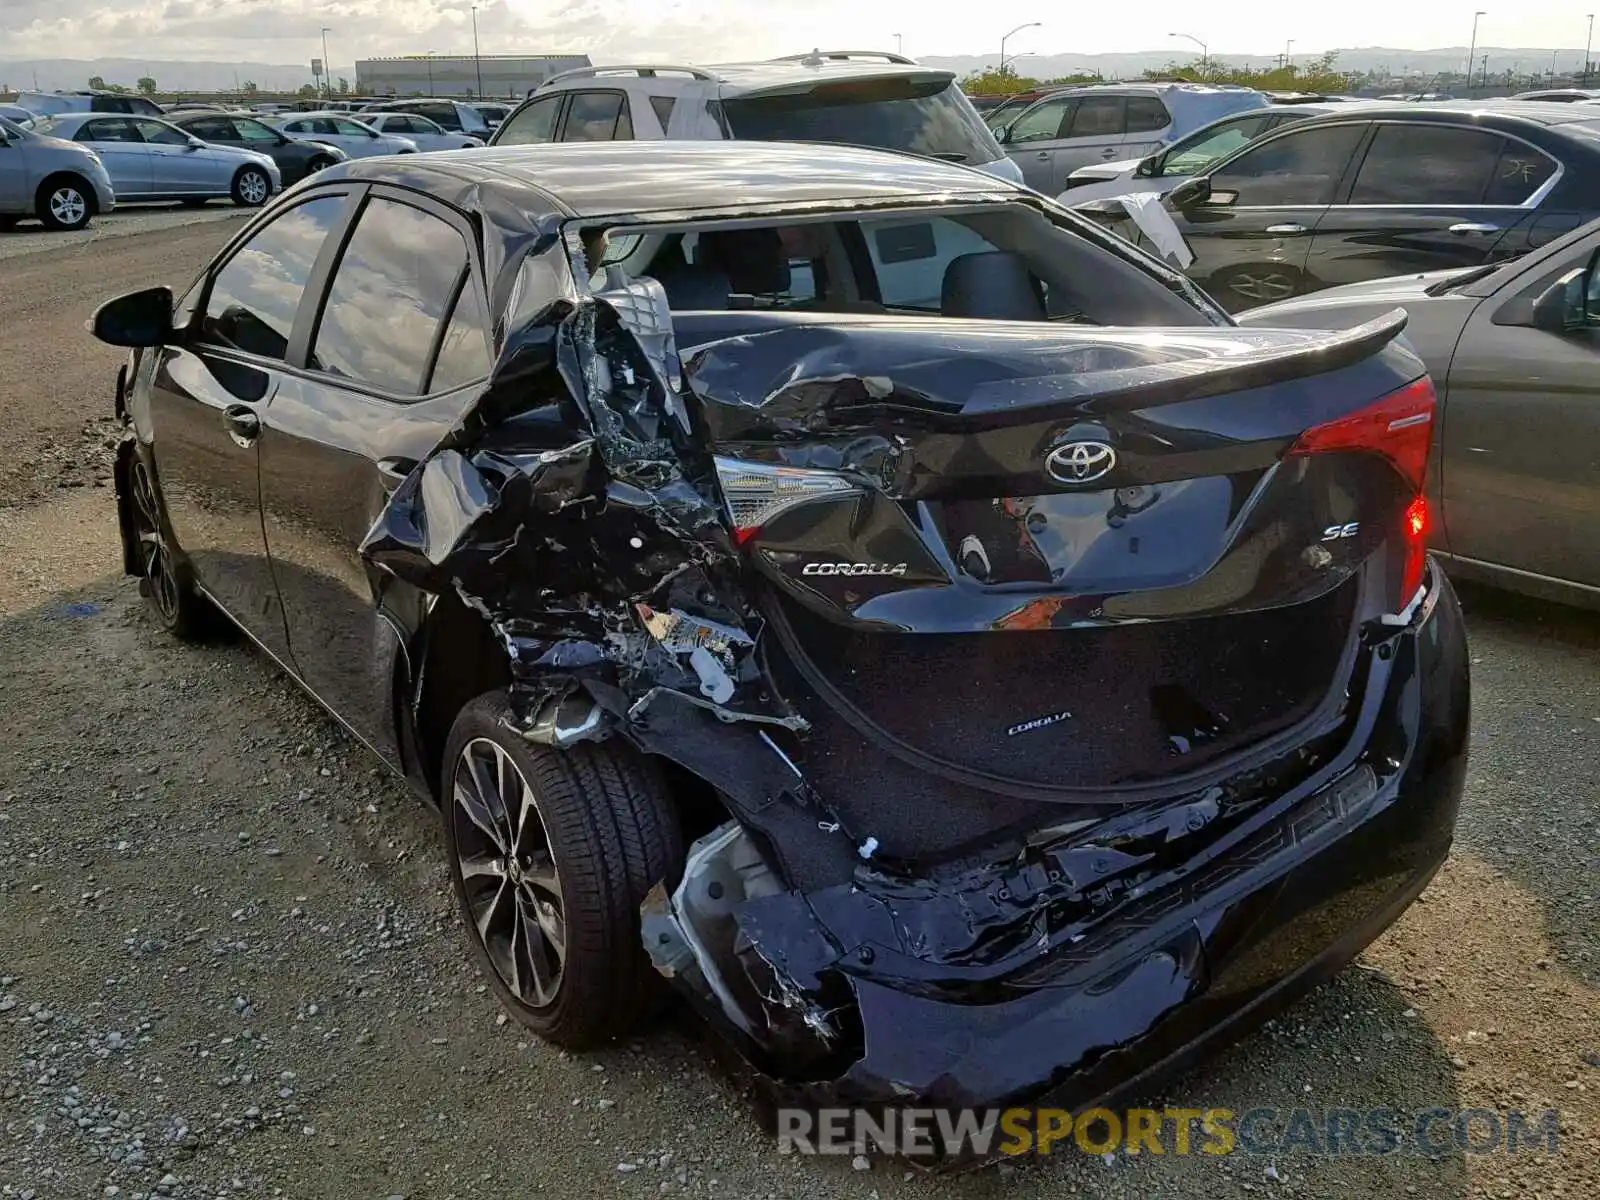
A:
[777,1105,1564,1159]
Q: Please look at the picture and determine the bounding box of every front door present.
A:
[148,192,352,657]
[1440,243,1600,590]
[1172,120,1368,311]
[134,117,212,194]
[257,190,495,758]
[1000,94,1078,192]
[1306,122,1556,288]
[74,117,153,196]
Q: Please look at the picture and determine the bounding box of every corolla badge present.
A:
[1045,440,1117,485]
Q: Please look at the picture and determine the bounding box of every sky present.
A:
[0,0,1596,66]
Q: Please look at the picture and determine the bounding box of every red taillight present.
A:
[1287,376,1436,494]
[1401,495,1429,601]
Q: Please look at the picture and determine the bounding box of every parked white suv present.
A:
[488,50,1023,186]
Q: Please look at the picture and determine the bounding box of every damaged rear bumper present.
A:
[647,566,1470,1162]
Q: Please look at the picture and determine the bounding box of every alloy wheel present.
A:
[238,171,269,205]
[130,459,180,623]
[1226,269,1297,302]
[451,737,566,1008]
[49,187,86,227]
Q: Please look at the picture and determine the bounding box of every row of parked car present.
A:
[0,93,508,232]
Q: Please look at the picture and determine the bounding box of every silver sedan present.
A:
[30,113,281,207]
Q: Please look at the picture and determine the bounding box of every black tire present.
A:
[305,154,336,173]
[230,166,271,208]
[35,175,93,231]
[440,691,683,1048]
[0,214,18,231]
[126,454,215,641]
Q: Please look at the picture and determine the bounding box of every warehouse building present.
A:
[356,54,591,100]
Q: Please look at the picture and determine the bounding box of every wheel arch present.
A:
[113,437,142,578]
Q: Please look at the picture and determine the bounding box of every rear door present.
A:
[149,191,354,657]
[1119,94,1173,160]
[1440,240,1600,589]
[1173,120,1368,311]
[1307,122,1558,288]
[73,117,153,195]
[997,94,1078,191]
[257,188,494,756]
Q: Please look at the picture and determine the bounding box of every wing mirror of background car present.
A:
[1166,177,1215,208]
[89,286,176,348]
[995,124,1012,145]
[1530,252,1600,333]
[185,137,206,151]
[1134,154,1158,178]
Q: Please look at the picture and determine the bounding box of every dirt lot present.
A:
[0,222,1595,1200]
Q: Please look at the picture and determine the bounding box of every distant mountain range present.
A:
[1,46,1593,94]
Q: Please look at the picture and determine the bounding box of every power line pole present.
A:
[472,6,484,99]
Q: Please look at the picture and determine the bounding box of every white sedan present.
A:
[359,112,484,152]
[270,112,418,159]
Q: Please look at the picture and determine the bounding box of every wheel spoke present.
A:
[517,893,562,1006]
[521,853,561,904]
[457,853,507,882]
[453,781,507,855]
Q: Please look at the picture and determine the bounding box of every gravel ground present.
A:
[0,205,248,263]
[0,224,1595,1200]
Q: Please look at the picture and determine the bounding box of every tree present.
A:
[962,67,1103,95]
[241,80,258,95]
[336,76,350,94]
[88,74,107,90]
[296,83,317,98]
[1143,50,1353,94]
[136,76,157,95]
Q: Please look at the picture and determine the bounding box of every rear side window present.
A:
[427,278,493,392]
[860,215,1003,310]
[649,95,677,131]
[201,195,347,361]
[720,77,1004,165]
[497,95,562,144]
[560,91,633,141]
[184,116,236,140]
[1068,96,1125,138]
[1350,124,1512,204]
[78,118,141,142]
[420,102,459,130]
[309,197,473,397]
[1125,96,1171,134]
[1209,123,1366,206]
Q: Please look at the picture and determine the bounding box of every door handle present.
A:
[1101,148,1118,158]
[376,456,419,493]
[1449,222,1499,234]
[1265,223,1308,235]
[222,404,259,449]
[1035,151,1051,160]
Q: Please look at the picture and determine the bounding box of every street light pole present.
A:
[427,50,435,95]
[894,32,903,57]
[1585,13,1594,87]
[999,22,1041,76]
[1282,38,1295,71]
[1467,11,1485,89]
[320,26,331,100]
[471,6,484,99]
[1169,31,1208,75]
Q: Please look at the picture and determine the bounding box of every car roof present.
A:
[541,57,955,97]
[1294,99,1600,129]
[320,140,1018,219]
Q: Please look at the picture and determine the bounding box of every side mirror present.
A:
[996,124,1012,145]
[1530,266,1591,333]
[1134,154,1158,178]
[89,286,175,347]
[1166,177,1212,209]
[186,137,206,150]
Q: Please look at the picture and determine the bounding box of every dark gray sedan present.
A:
[1240,219,1600,609]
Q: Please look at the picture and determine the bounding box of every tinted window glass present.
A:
[1125,96,1171,134]
[233,118,281,143]
[134,119,190,146]
[1161,114,1277,175]
[561,91,631,141]
[419,103,459,130]
[860,215,1002,310]
[79,118,141,143]
[1069,96,1125,138]
[1210,123,1366,206]
[1004,97,1073,144]
[428,278,493,392]
[333,119,374,137]
[496,95,561,145]
[649,95,676,131]
[201,195,346,360]
[184,116,237,140]
[721,78,1005,164]
[1350,124,1506,204]
[309,197,470,396]
[1486,143,1559,204]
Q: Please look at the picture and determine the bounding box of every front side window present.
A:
[560,91,633,141]
[1002,97,1074,144]
[200,195,347,361]
[1350,124,1510,204]
[134,119,191,146]
[496,95,562,145]
[183,116,236,141]
[308,197,472,396]
[860,215,1003,310]
[233,118,281,143]
[1161,114,1278,176]
[1208,123,1367,206]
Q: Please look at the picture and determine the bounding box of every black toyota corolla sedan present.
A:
[92,140,1469,1147]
